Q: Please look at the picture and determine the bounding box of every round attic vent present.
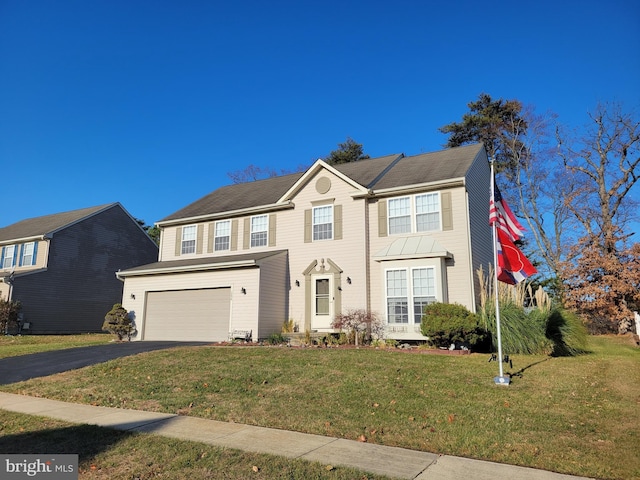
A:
[315,176,331,194]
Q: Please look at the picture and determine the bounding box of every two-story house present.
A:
[0,203,159,334]
[117,143,493,342]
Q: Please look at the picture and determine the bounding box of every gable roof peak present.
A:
[0,203,119,243]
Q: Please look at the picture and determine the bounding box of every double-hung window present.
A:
[412,268,436,322]
[386,269,409,323]
[388,197,411,234]
[386,267,436,324]
[313,205,333,241]
[2,245,15,269]
[416,193,440,232]
[21,242,35,266]
[181,225,197,254]
[388,193,441,234]
[250,215,268,247]
[214,221,230,251]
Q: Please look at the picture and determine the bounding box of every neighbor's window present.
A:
[415,193,440,231]
[250,215,268,247]
[386,269,408,323]
[214,220,230,251]
[21,242,35,266]
[388,197,411,234]
[181,225,197,254]
[412,267,436,323]
[313,205,333,241]
[2,245,15,269]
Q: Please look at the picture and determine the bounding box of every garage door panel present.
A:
[143,288,230,342]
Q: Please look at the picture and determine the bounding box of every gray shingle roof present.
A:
[118,250,287,275]
[160,143,484,223]
[371,143,483,190]
[0,204,116,242]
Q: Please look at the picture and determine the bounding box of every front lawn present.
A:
[1,335,639,479]
[0,334,111,359]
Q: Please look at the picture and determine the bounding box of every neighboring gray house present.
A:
[118,143,493,343]
[0,203,158,334]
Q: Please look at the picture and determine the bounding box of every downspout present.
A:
[364,196,371,313]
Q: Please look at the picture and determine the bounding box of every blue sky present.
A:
[1,0,638,228]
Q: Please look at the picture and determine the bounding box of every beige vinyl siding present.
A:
[367,184,477,317]
[4,239,50,273]
[277,169,369,328]
[0,282,9,300]
[160,218,238,261]
[256,252,288,339]
[121,268,261,341]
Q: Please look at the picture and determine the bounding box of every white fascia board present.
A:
[156,201,294,228]
[0,235,47,246]
[116,260,258,278]
[278,159,369,202]
[357,178,466,199]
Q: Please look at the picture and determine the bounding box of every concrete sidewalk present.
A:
[0,392,593,480]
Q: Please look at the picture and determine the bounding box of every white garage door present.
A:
[143,288,231,341]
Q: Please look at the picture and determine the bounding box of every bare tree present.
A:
[556,102,640,254]
[227,164,279,184]
[506,107,573,281]
[556,102,640,332]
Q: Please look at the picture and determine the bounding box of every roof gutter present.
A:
[116,259,259,279]
[0,234,48,247]
[353,178,466,199]
[155,201,295,227]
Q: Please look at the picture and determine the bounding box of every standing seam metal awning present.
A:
[373,236,452,261]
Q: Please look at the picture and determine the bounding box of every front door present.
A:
[311,275,333,330]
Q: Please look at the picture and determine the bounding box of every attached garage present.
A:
[117,250,288,343]
[143,288,231,342]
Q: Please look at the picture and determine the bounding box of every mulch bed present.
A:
[207,342,472,355]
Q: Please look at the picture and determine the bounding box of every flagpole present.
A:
[490,159,510,386]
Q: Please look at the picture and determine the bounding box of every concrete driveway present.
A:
[0,341,209,385]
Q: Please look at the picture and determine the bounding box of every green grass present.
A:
[0,334,111,358]
[2,335,639,479]
[0,411,390,480]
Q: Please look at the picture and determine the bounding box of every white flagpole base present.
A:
[494,376,511,386]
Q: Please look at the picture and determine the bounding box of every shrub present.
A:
[420,302,489,350]
[0,299,21,334]
[266,332,288,345]
[102,303,135,341]
[331,309,383,346]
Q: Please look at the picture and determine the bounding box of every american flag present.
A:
[489,184,525,242]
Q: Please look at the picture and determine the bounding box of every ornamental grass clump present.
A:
[476,266,589,356]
